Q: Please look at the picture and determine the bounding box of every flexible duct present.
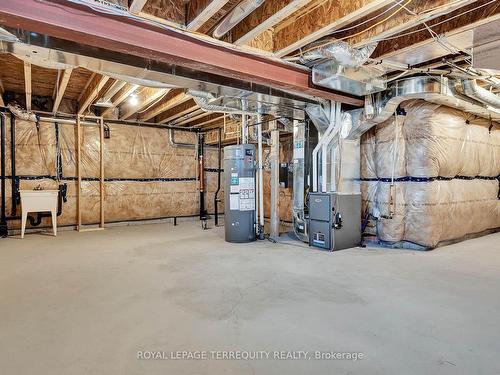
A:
[213,0,265,39]
[461,80,500,109]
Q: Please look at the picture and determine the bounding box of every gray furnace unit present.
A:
[309,192,361,251]
[224,144,256,243]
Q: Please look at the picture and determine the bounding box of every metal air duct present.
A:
[348,75,500,139]
[460,79,500,109]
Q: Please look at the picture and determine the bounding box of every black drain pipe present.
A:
[0,108,18,236]
[198,133,208,221]
[0,113,6,236]
[9,110,16,217]
[0,108,18,217]
[214,127,222,227]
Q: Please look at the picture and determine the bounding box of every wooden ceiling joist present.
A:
[101,83,139,118]
[187,0,231,31]
[374,0,500,58]
[101,80,127,102]
[52,68,73,114]
[0,78,4,107]
[140,90,190,121]
[0,0,363,105]
[273,0,394,57]
[186,113,225,128]
[174,109,213,125]
[129,0,148,14]
[77,72,96,102]
[232,0,310,46]
[120,87,168,120]
[158,99,198,124]
[194,0,242,34]
[23,61,31,111]
[344,0,477,47]
[78,74,110,115]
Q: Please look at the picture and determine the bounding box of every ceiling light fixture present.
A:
[129,93,138,106]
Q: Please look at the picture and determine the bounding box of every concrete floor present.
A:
[1,222,499,375]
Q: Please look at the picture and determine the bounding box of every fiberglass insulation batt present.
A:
[360,99,500,248]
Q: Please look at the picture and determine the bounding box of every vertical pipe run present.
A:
[241,99,248,144]
[321,103,336,192]
[214,127,222,226]
[198,133,207,220]
[9,113,16,216]
[0,114,6,228]
[269,120,280,241]
[257,110,264,238]
[312,101,336,192]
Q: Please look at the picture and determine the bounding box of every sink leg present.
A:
[21,211,27,239]
[51,210,57,236]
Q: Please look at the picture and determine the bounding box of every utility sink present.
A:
[19,190,58,238]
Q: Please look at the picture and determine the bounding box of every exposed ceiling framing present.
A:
[52,68,73,114]
[187,0,231,31]
[129,0,149,14]
[119,87,168,120]
[0,0,497,132]
[78,74,110,115]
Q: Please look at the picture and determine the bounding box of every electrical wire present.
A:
[290,0,497,63]
[369,0,498,43]
[294,0,414,57]
[325,0,408,35]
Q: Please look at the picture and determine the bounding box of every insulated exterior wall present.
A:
[1,111,210,229]
[360,99,500,248]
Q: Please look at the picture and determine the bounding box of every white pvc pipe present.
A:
[321,102,337,192]
[312,101,336,192]
[321,102,342,192]
[257,111,264,231]
[241,99,248,143]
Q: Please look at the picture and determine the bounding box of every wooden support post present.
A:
[76,115,105,232]
[23,61,31,111]
[99,117,105,228]
[269,120,280,241]
[0,78,4,107]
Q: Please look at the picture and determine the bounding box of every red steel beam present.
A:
[0,0,363,106]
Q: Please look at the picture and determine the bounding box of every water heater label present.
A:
[238,177,255,211]
[229,193,239,210]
